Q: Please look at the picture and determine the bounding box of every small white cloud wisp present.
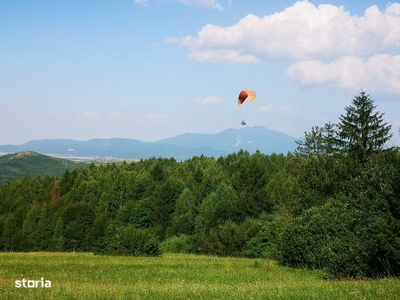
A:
[193,95,224,105]
[76,112,102,119]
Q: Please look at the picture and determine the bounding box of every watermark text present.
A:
[15,278,51,288]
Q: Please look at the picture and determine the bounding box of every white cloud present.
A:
[135,0,223,10]
[133,0,149,6]
[275,105,300,116]
[173,0,223,11]
[188,49,259,63]
[167,1,400,62]
[76,112,102,119]
[255,104,274,113]
[139,113,172,122]
[166,1,400,94]
[109,112,172,123]
[193,95,224,105]
[109,111,128,121]
[287,54,400,94]
[256,104,299,116]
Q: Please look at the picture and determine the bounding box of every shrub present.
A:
[278,199,366,278]
[246,218,283,259]
[278,197,400,278]
[100,225,161,256]
[160,235,196,254]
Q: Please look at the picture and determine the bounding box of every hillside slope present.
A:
[0,151,86,186]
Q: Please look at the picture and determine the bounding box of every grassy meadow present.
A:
[0,252,399,299]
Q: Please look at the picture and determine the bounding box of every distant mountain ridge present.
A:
[0,126,298,160]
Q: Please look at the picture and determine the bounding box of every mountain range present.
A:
[0,126,299,161]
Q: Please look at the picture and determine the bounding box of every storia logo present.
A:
[15,278,51,288]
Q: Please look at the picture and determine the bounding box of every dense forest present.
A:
[1,91,399,279]
[0,151,87,187]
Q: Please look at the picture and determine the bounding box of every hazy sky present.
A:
[1,0,399,145]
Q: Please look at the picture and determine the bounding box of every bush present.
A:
[278,199,367,278]
[160,235,196,254]
[218,218,262,256]
[246,218,283,259]
[196,218,262,256]
[278,197,400,278]
[99,224,161,256]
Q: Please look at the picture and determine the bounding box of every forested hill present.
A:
[0,126,298,160]
[0,151,86,187]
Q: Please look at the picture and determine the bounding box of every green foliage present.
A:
[216,218,262,256]
[246,216,285,259]
[159,235,196,254]
[196,182,241,235]
[56,203,95,251]
[279,199,367,278]
[21,205,53,250]
[0,151,86,187]
[230,151,273,216]
[296,122,338,157]
[338,90,393,166]
[167,187,196,236]
[291,154,350,215]
[101,225,161,256]
[279,197,400,278]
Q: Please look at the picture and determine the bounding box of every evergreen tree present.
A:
[338,90,393,165]
[295,122,338,157]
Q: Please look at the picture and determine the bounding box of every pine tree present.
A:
[337,90,393,165]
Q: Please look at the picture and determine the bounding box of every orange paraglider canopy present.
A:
[238,90,256,105]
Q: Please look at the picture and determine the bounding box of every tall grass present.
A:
[1,252,399,299]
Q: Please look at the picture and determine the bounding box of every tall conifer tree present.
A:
[338,90,393,165]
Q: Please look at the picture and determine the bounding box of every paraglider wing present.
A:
[238,90,256,105]
[238,91,248,105]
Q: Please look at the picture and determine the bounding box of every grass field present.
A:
[0,252,399,299]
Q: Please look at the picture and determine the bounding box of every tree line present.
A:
[0,90,399,279]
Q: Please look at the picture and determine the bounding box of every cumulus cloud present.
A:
[166,1,400,94]
[193,95,224,105]
[288,54,400,94]
[167,1,400,62]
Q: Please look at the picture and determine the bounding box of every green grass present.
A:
[0,252,399,299]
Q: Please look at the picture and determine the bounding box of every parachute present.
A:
[238,90,256,105]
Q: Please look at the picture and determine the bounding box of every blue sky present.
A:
[1,0,399,145]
